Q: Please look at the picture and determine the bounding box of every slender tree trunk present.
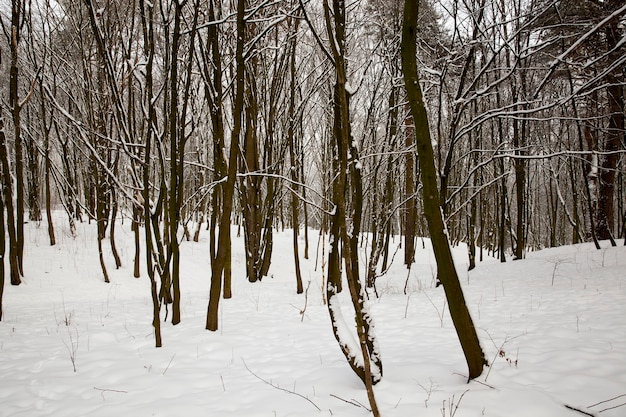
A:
[402,0,486,380]
[288,14,304,294]
[41,83,55,246]
[110,155,122,269]
[207,0,245,331]
[404,105,416,267]
[139,0,162,347]
[133,204,141,278]
[323,4,382,416]
[0,181,5,320]
[11,0,25,277]
[1,112,20,286]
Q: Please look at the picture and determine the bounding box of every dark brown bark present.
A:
[596,4,623,243]
[40,82,55,246]
[207,0,245,331]
[402,0,486,380]
[323,3,382,416]
[11,0,25,278]
[0,100,21,287]
[110,155,122,269]
[288,13,304,294]
[132,204,141,278]
[404,106,416,266]
[139,0,162,347]
[168,0,185,325]
[0,175,5,320]
[26,131,41,223]
[201,0,231,300]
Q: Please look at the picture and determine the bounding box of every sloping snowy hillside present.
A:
[1,215,625,416]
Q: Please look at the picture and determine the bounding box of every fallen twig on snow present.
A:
[588,393,626,412]
[564,404,596,416]
[330,393,371,412]
[93,387,128,400]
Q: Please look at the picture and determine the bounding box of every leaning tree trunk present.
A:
[402,0,486,380]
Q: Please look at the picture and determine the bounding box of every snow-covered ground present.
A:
[1,214,625,416]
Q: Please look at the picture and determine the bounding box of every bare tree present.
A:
[206,0,245,332]
[402,0,486,380]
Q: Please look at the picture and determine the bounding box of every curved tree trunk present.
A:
[323,2,382,416]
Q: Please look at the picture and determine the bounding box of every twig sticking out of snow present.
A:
[242,359,321,412]
[162,353,176,375]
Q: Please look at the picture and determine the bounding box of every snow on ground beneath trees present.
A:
[1,213,625,417]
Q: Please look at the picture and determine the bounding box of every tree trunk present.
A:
[1,118,21,286]
[0,180,5,320]
[133,204,141,278]
[323,3,382,416]
[207,0,245,331]
[402,0,486,380]
[41,83,55,246]
[404,105,416,267]
[139,0,162,347]
[110,155,122,269]
[596,5,623,244]
[288,14,304,294]
[11,0,25,277]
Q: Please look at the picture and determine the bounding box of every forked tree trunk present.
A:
[207,0,245,331]
[402,0,486,380]
[323,2,382,416]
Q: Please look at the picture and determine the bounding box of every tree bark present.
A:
[0,177,5,320]
[11,0,25,277]
[139,0,162,347]
[404,106,416,266]
[40,82,55,246]
[1,113,22,287]
[207,0,245,331]
[596,1,623,244]
[402,0,486,380]
[323,3,382,416]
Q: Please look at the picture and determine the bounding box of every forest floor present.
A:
[1,213,625,416]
